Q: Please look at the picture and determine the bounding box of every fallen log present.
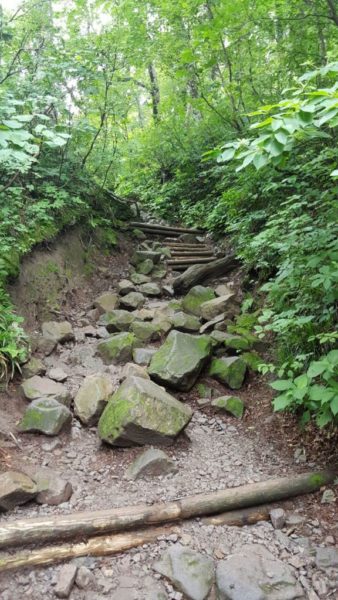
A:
[130,222,204,234]
[0,526,172,573]
[173,254,240,292]
[0,469,335,549]
[202,505,270,526]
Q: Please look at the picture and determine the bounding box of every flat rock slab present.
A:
[18,398,72,435]
[126,448,178,480]
[99,309,136,333]
[98,376,192,446]
[200,293,235,321]
[41,321,75,344]
[148,330,212,391]
[120,292,146,310]
[20,375,72,406]
[208,356,247,390]
[216,543,305,599]
[154,544,215,600]
[96,332,137,364]
[0,471,37,511]
[182,285,215,316]
[74,374,113,426]
[94,292,119,314]
[211,395,244,418]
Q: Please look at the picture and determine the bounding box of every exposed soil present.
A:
[0,229,337,600]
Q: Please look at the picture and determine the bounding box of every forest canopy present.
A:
[0,0,337,426]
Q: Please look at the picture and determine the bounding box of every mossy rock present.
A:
[18,398,72,436]
[22,357,46,379]
[132,228,146,240]
[136,259,154,275]
[208,356,247,389]
[211,395,244,418]
[171,312,200,333]
[20,376,72,406]
[130,273,151,285]
[241,351,261,372]
[120,292,145,310]
[98,376,192,446]
[96,332,138,364]
[148,330,212,391]
[93,292,120,314]
[98,310,136,333]
[130,320,160,342]
[200,293,235,321]
[74,374,113,426]
[152,264,167,279]
[182,286,215,317]
[223,333,252,352]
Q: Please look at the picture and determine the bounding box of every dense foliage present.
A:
[0,0,337,426]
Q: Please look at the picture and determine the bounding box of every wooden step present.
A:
[166,244,208,249]
[171,251,214,257]
[168,257,215,266]
[130,222,204,235]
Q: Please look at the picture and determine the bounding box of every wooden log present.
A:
[202,505,270,526]
[0,469,335,549]
[130,222,204,234]
[171,251,214,257]
[0,526,172,573]
[168,258,215,265]
[173,254,240,292]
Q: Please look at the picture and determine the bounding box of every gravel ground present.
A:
[0,236,337,600]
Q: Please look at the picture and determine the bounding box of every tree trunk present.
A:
[172,254,240,292]
[0,469,335,549]
[148,63,160,122]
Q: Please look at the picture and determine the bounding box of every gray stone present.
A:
[0,471,37,511]
[48,367,68,382]
[75,565,97,590]
[199,313,225,334]
[208,356,247,389]
[182,286,215,317]
[130,272,151,285]
[99,309,136,333]
[131,320,160,342]
[18,398,72,435]
[98,376,192,447]
[154,544,214,600]
[200,293,235,321]
[74,374,113,426]
[120,291,146,310]
[162,284,174,297]
[22,357,46,379]
[20,375,72,406]
[118,279,136,295]
[132,250,161,264]
[148,330,212,391]
[30,468,73,505]
[41,321,74,344]
[152,264,167,279]
[270,508,286,529]
[211,395,244,418]
[216,544,304,600]
[215,284,232,297]
[133,347,157,366]
[171,312,200,332]
[120,362,150,381]
[139,282,162,296]
[93,292,119,314]
[136,258,154,275]
[55,563,78,598]
[315,546,338,569]
[126,448,178,480]
[96,332,137,364]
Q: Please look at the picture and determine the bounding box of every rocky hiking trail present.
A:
[0,222,337,600]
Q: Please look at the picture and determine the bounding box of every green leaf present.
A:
[273,394,293,411]
[307,361,326,378]
[270,379,293,391]
[330,396,338,416]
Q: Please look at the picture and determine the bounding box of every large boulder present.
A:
[20,376,72,406]
[171,312,200,332]
[96,332,137,364]
[182,286,215,317]
[120,292,145,310]
[154,544,215,600]
[98,310,136,333]
[98,376,192,446]
[93,292,119,314]
[200,292,235,321]
[148,331,212,391]
[208,356,247,389]
[74,374,113,426]
[130,320,160,342]
[126,448,177,480]
[41,321,74,344]
[0,471,37,511]
[18,398,72,435]
[216,544,304,600]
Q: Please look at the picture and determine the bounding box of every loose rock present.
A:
[149,330,212,391]
[136,258,154,275]
[96,332,137,364]
[130,272,151,285]
[120,291,146,310]
[41,321,75,344]
[75,565,97,590]
[93,292,119,314]
[22,357,46,378]
[131,320,160,342]
[120,362,150,381]
[48,367,68,382]
[182,286,215,317]
[171,312,200,332]
[74,374,113,426]
[208,356,247,389]
[126,448,178,480]
[270,507,286,529]
[139,282,162,296]
[0,471,37,511]
[117,279,136,295]
[20,375,72,406]
[200,293,235,321]
[98,376,192,446]
[133,347,157,366]
[211,395,244,418]
[99,309,136,333]
[55,563,78,598]
[18,398,72,435]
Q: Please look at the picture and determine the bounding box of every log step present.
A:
[171,251,214,257]
[166,244,209,250]
[168,257,216,266]
[130,222,204,235]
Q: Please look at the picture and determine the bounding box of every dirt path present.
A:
[0,229,337,600]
